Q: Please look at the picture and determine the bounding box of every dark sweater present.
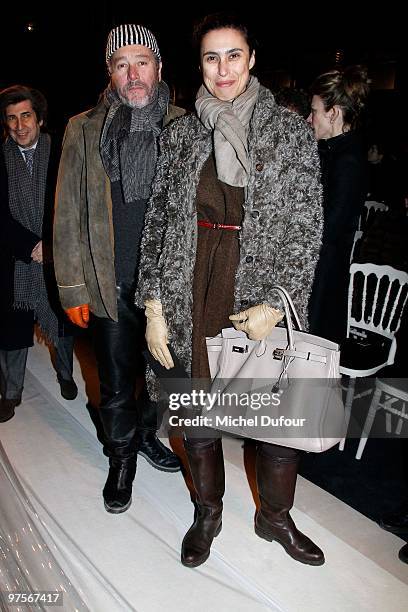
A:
[111,180,148,288]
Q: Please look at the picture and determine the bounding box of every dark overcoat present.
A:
[309,131,368,343]
[0,139,61,349]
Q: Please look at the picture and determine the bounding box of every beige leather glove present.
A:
[229,304,284,341]
[145,299,174,370]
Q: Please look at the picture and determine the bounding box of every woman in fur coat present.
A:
[138,13,324,568]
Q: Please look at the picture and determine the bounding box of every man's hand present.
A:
[145,299,174,369]
[31,240,43,264]
[65,304,90,328]
[229,303,284,341]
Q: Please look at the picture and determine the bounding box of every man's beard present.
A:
[118,80,158,109]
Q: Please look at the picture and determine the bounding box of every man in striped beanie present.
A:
[54,24,184,514]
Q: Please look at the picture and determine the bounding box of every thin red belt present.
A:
[197,220,242,231]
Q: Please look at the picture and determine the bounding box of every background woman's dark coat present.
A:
[309,131,368,344]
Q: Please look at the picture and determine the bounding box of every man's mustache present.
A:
[123,80,148,92]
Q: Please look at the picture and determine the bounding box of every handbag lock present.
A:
[232,345,248,353]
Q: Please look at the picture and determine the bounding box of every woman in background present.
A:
[308,66,369,344]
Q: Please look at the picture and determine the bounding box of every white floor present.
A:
[0,339,407,612]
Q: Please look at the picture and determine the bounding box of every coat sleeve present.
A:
[2,215,40,262]
[135,127,173,307]
[0,149,39,261]
[53,118,90,309]
[267,122,323,329]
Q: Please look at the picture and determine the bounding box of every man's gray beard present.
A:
[118,82,158,109]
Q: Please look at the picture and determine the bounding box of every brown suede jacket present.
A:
[53,99,184,320]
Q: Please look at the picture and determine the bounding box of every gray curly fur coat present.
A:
[137,86,323,397]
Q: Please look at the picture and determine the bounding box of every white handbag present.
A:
[206,286,345,452]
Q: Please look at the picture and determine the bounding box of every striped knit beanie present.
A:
[106,24,161,65]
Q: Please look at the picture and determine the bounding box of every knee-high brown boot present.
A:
[181,438,225,568]
[255,449,325,566]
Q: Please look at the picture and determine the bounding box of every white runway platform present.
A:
[0,339,407,611]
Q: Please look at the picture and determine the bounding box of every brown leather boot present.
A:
[181,438,225,568]
[255,449,325,566]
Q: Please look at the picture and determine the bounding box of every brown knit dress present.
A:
[191,154,244,379]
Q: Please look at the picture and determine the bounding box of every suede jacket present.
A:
[54,99,185,321]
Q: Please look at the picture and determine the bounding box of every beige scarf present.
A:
[195,76,260,187]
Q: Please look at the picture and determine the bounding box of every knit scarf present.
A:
[100,81,170,201]
[195,76,260,187]
[4,133,60,343]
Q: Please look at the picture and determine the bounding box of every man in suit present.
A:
[0,85,77,423]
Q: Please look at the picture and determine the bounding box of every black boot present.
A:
[57,375,78,400]
[103,456,137,514]
[399,543,408,564]
[137,431,181,472]
[0,398,21,423]
[255,449,325,566]
[181,439,225,568]
[379,503,408,534]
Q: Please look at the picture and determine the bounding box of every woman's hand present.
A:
[145,300,174,370]
[229,304,283,341]
[31,240,43,264]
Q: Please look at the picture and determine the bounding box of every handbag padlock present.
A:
[232,345,248,353]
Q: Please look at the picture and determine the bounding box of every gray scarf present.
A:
[100,81,170,201]
[4,134,60,343]
[195,76,260,187]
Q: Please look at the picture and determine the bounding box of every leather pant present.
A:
[92,283,158,459]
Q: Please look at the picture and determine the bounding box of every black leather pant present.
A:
[92,284,158,459]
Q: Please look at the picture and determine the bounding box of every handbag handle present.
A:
[269,285,304,350]
[271,285,303,331]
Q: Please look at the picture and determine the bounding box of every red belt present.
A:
[198,220,241,231]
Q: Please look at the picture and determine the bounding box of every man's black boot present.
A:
[379,503,408,535]
[399,543,408,564]
[0,398,21,423]
[57,376,78,400]
[137,431,181,472]
[103,456,137,514]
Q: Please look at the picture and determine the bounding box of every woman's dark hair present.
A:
[0,84,48,127]
[192,12,256,57]
[310,65,370,130]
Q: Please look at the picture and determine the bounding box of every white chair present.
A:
[356,377,408,459]
[350,230,363,262]
[358,200,389,233]
[339,263,408,451]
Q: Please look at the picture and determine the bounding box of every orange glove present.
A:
[65,304,90,328]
